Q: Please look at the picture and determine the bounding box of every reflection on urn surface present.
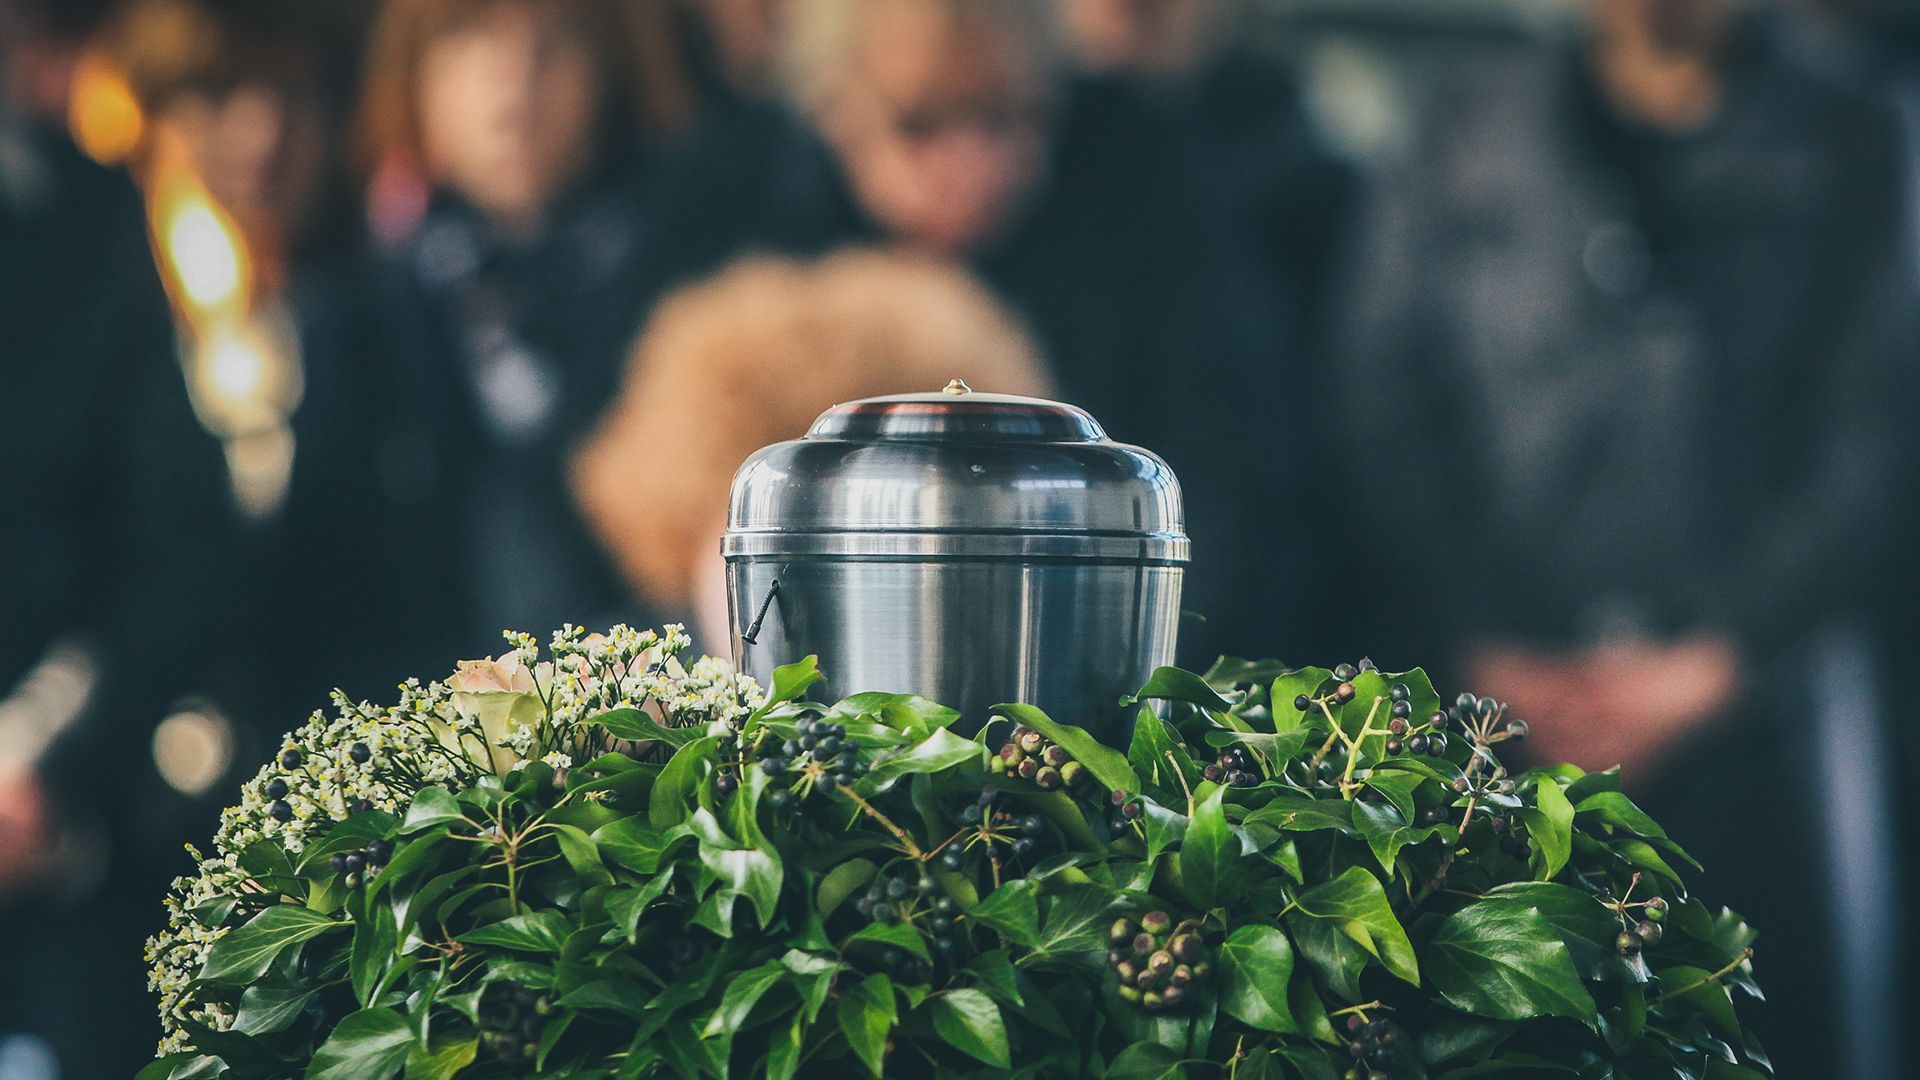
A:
[724,383,1186,743]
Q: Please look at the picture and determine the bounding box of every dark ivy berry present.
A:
[1507,719,1529,741]
[349,742,371,764]
[366,839,392,864]
[1390,700,1411,720]
[1429,710,1449,731]
[816,772,838,791]
[1334,682,1356,704]
[1334,663,1357,681]
[1387,717,1407,735]
[1018,815,1045,837]
[886,878,912,901]
[279,749,303,770]
[1407,734,1428,755]
[1388,683,1409,703]
[1426,732,1447,754]
[1121,801,1144,820]
[330,852,348,872]
[264,778,288,801]
[1635,920,1664,946]
[268,799,293,822]
[1294,694,1313,711]
[1456,692,1477,711]
[940,849,965,871]
[1452,777,1472,793]
[1385,739,1403,755]
[1358,657,1376,672]
[1011,837,1036,858]
[344,852,365,874]
[1202,763,1222,783]
[1616,931,1643,957]
[714,773,739,797]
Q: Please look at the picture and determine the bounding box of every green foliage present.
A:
[152,647,1766,1078]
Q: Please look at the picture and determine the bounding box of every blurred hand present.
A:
[1465,635,1741,788]
[0,768,51,895]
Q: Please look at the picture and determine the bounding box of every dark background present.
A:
[3,0,1917,1076]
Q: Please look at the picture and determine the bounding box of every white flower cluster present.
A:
[146,625,764,1055]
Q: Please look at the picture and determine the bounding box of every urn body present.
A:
[723,387,1186,742]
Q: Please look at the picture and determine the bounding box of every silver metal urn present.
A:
[723,382,1187,742]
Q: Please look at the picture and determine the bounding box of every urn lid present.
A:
[723,381,1187,563]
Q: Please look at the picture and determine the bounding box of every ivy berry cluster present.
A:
[1106,910,1212,1013]
[990,721,1091,792]
[755,714,864,803]
[1338,1010,1403,1080]
[476,981,552,1065]
[937,786,1049,869]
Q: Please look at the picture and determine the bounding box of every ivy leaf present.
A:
[967,879,1042,947]
[1289,867,1419,985]
[1573,791,1667,839]
[1488,882,1647,983]
[1655,964,1741,1039]
[403,1032,477,1080]
[1034,885,1118,958]
[589,707,696,747]
[761,656,825,713]
[1519,778,1575,880]
[1127,706,1197,797]
[1352,798,1451,874]
[836,973,895,1076]
[701,960,787,1063]
[1243,797,1356,836]
[650,736,720,829]
[1217,925,1300,1033]
[1179,787,1244,908]
[855,727,983,795]
[547,823,613,886]
[930,988,1011,1069]
[349,893,397,1004]
[992,704,1140,795]
[830,691,961,733]
[816,859,881,919]
[1141,798,1188,865]
[964,949,1025,1007]
[695,821,784,931]
[1426,901,1597,1023]
[1107,1041,1188,1080]
[399,787,463,834]
[200,905,343,984]
[1270,668,1334,731]
[305,1007,414,1080]
[1123,667,1237,712]
[455,910,571,953]
[592,817,687,875]
[231,981,321,1036]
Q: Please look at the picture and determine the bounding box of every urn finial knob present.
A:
[942,378,972,396]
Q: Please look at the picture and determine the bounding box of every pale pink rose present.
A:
[450,653,538,695]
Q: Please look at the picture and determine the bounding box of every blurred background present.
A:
[2,0,1916,1075]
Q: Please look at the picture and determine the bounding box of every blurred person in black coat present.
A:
[638,0,1305,666]
[1336,1,1919,1074]
[275,0,697,706]
[1057,0,1355,353]
[0,60,237,1080]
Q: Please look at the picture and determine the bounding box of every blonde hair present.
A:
[777,0,1061,114]
[572,249,1051,608]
